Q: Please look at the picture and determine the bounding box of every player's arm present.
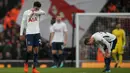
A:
[63,23,68,46]
[49,25,54,46]
[20,12,27,40]
[50,32,54,46]
[49,26,53,43]
[34,9,46,15]
[122,30,126,47]
[101,38,111,53]
[98,44,105,54]
[29,9,46,20]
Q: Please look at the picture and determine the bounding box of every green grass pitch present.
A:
[0,68,130,73]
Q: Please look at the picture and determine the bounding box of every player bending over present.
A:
[20,1,45,73]
[84,32,117,73]
[50,15,68,68]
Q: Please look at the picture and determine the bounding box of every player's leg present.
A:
[112,39,118,68]
[33,47,38,69]
[118,45,124,67]
[32,33,40,73]
[58,42,64,68]
[112,49,118,67]
[104,49,111,72]
[51,42,58,68]
[32,47,40,73]
[24,34,33,73]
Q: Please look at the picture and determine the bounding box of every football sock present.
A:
[105,58,110,70]
[33,53,38,68]
[58,54,64,66]
[52,54,58,66]
[108,57,111,70]
[25,51,31,63]
[118,54,123,66]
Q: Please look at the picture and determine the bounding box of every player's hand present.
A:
[20,35,25,41]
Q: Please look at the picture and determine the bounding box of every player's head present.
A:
[51,17,56,25]
[84,36,94,45]
[116,23,121,29]
[33,1,41,10]
[56,15,62,23]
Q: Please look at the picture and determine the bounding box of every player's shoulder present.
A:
[112,29,117,32]
[23,9,31,14]
[120,29,125,31]
[92,32,100,37]
[52,22,57,26]
[61,22,66,26]
[49,25,53,30]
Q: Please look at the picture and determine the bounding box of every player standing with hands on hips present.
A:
[50,15,68,68]
[20,1,45,73]
[84,32,117,73]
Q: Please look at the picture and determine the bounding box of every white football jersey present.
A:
[51,22,68,42]
[20,9,46,35]
[92,32,116,42]
[91,32,116,53]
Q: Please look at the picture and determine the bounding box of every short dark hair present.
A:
[84,37,90,45]
[33,1,41,8]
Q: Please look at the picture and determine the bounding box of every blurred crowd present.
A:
[102,0,130,12]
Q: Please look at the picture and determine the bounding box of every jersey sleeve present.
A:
[34,9,46,15]
[20,11,27,36]
[63,23,68,32]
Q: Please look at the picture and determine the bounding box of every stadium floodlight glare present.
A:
[75,13,130,68]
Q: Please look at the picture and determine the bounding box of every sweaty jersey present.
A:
[51,22,68,42]
[91,32,116,53]
[112,28,126,46]
[20,9,45,35]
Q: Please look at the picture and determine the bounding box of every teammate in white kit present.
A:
[20,1,45,73]
[50,15,68,68]
[84,32,117,73]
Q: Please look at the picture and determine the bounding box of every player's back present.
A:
[93,32,116,42]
